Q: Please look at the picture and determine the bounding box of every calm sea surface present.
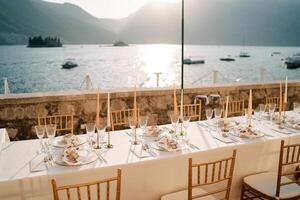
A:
[0,44,299,94]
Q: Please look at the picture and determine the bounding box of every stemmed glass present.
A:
[139,116,148,136]
[128,117,139,144]
[45,124,56,153]
[259,104,266,121]
[86,122,96,149]
[205,108,213,132]
[214,108,222,131]
[268,103,276,125]
[169,113,179,135]
[96,121,107,148]
[182,116,191,148]
[293,102,300,116]
[35,125,45,154]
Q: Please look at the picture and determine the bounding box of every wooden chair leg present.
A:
[240,183,246,200]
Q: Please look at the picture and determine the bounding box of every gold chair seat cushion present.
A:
[161,188,217,200]
[244,172,300,199]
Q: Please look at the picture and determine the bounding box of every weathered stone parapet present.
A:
[0,81,299,141]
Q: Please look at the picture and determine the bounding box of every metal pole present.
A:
[181,0,184,90]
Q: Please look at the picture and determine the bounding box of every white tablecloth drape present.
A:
[0,113,299,200]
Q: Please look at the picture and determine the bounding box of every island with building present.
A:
[27,36,63,48]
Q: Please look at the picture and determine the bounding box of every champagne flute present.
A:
[96,120,107,148]
[205,108,213,133]
[86,122,96,149]
[35,125,45,153]
[169,113,179,135]
[182,116,191,147]
[214,108,222,131]
[128,117,139,144]
[45,124,56,154]
[259,104,266,121]
[139,116,148,136]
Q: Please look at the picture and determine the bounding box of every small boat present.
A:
[239,52,250,58]
[62,60,78,69]
[220,56,235,62]
[183,58,205,65]
[285,54,300,69]
[271,52,281,56]
[113,40,128,47]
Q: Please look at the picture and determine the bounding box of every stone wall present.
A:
[0,81,299,141]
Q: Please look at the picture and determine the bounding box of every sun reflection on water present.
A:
[139,44,180,87]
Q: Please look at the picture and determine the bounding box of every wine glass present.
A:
[169,113,179,135]
[96,121,107,148]
[45,124,56,153]
[181,116,190,148]
[139,116,148,135]
[128,117,139,143]
[293,102,300,116]
[268,103,276,125]
[35,125,45,153]
[259,104,266,121]
[86,122,96,149]
[182,116,190,136]
[205,108,213,132]
[214,108,222,130]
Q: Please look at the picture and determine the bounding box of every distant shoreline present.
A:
[1,44,300,48]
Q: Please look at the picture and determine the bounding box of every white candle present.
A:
[180,89,184,119]
[107,92,111,128]
[173,84,178,115]
[284,76,288,104]
[225,96,229,119]
[279,83,282,115]
[134,85,137,124]
[96,91,100,126]
[248,89,252,117]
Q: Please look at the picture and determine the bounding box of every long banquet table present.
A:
[0,112,300,200]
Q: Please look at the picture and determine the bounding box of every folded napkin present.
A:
[212,134,235,143]
[30,154,46,172]
[271,127,297,135]
[130,148,151,158]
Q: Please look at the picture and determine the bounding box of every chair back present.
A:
[188,150,236,200]
[52,169,122,200]
[221,99,245,117]
[38,114,74,134]
[265,97,280,110]
[177,103,202,121]
[276,140,300,198]
[110,108,139,131]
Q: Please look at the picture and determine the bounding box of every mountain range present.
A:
[1,0,300,46]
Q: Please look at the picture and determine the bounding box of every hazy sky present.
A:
[43,0,150,19]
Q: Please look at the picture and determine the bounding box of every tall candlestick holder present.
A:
[94,130,101,149]
[106,127,113,149]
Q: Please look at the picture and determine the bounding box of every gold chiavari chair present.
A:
[221,99,245,117]
[161,150,237,200]
[265,97,280,111]
[241,140,300,200]
[38,114,74,134]
[51,169,122,200]
[110,108,139,131]
[177,103,202,121]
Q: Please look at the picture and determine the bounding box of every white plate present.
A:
[54,149,97,166]
[52,135,87,148]
[231,128,264,139]
[156,141,182,152]
[144,127,170,138]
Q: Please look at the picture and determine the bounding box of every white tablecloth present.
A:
[0,113,299,200]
